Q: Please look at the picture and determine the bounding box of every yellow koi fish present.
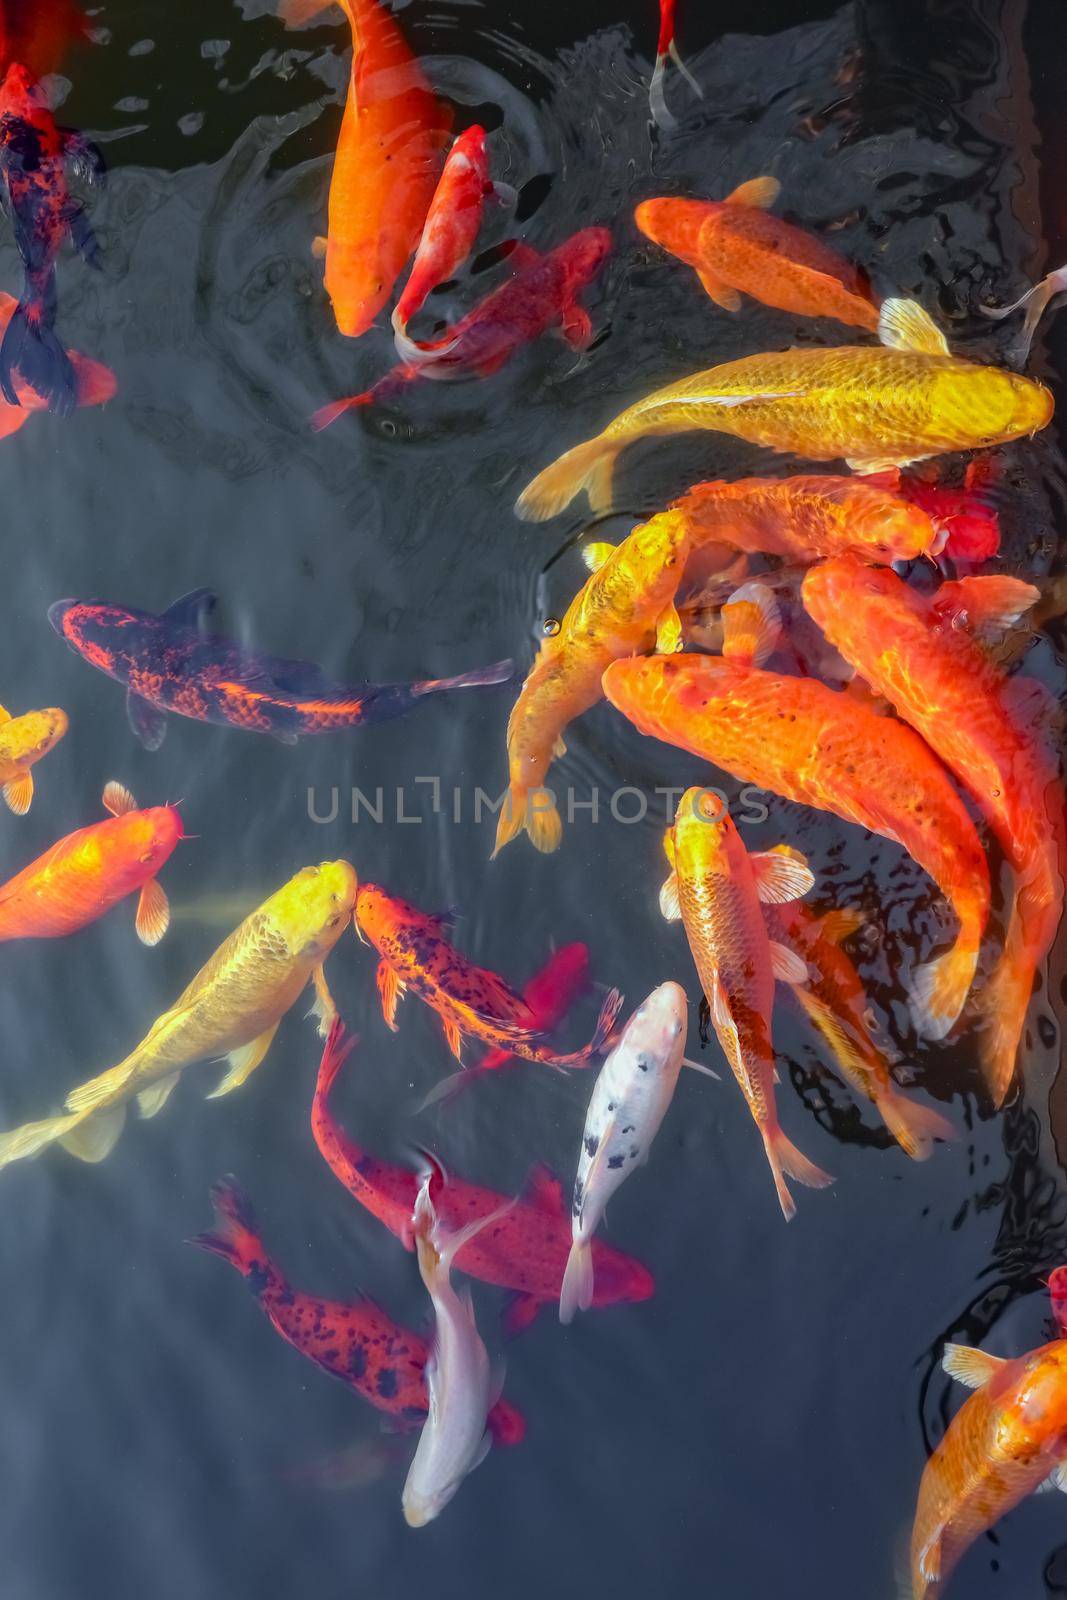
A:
[0,860,358,1169]
[0,702,67,813]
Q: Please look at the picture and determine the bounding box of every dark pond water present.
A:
[3,0,1067,1596]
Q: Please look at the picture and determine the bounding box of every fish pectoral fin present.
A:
[136,1072,181,1119]
[659,870,681,921]
[126,689,167,752]
[721,581,781,665]
[59,1104,127,1163]
[846,455,930,475]
[1039,1461,1067,1495]
[750,844,815,905]
[207,1024,280,1099]
[654,604,683,654]
[818,907,866,945]
[552,734,567,759]
[162,587,218,629]
[441,1016,465,1062]
[941,1342,1008,1390]
[135,878,171,946]
[917,1531,943,1586]
[376,960,405,1030]
[769,940,810,985]
[470,1431,494,1473]
[3,771,33,814]
[311,234,328,259]
[697,269,742,312]
[103,780,137,816]
[724,175,781,210]
[581,539,616,573]
[307,965,338,1038]
[877,296,950,355]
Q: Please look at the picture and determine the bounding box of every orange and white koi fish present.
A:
[637,177,879,330]
[516,299,1052,521]
[765,902,954,1160]
[661,786,831,1219]
[0,701,66,813]
[392,125,492,337]
[911,1335,1067,1598]
[282,0,451,339]
[494,509,692,855]
[802,556,1064,1107]
[980,261,1067,363]
[649,0,702,128]
[0,781,180,943]
[603,584,991,1039]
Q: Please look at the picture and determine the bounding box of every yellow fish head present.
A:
[10,707,69,764]
[624,510,691,594]
[672,784,732,870]
[934,365,1054,447]
[272,859,358,959]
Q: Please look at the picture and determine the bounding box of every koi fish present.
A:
[670,472,940,567]
[312,1020,654,1333]
[603,585,992,1039]
[660,786,829,1219]
[403,1167,514,1526]
[494,509,691,855]
[281,0,450,339]
[1049,1266,1067,1336]
[865,462,1003,563]
[0,781,180,944]
[313,228,611,430]
[516,298,1053,521]
[0,289,114,433]
[0,701,66,813]
[392,125,493,337]
[648,0,702,129]
[191,1177,525,1447]
[49,589,512,750]
[355,884,622,1066]
[980,261,1067,364]
[802,556,1063,1107]
[764,901,954,1160]
[0,0,89,79]
[636,177,879,331]
[911,1335,1067,1598]
[0,860,357,1170]
[561,982,687,1322]
[0,62,102,414]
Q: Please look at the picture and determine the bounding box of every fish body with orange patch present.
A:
[0,781,180,944]
[0,290,114,438]
[0,701,67,814]
[603,584,991,1040]
[802,556,1063,1106]
[660,785,831,1219]
[355,884,622,1067]
[314,228,611,430]
[312,1021,653,1333]
[283,0,450,338]
[49,589,511,750]
[637,177,879,330]
[392,124,492,335]
[0,62,102,413]
[911,1336,1067,1598]
[191,1177,525,1447]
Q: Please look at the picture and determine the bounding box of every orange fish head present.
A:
[998,1345,1067,1451]
[849,497,938,564]
[634,198,715,263]
[128,804,185,869]
[354,882,397,947]
[560,226,613,289]
[803,554,902,621]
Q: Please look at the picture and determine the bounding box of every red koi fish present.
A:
[191,1177,525,1445]
[0,62,102,414]
[392,125,493,337]
[0,0,89,79]
[312,227,611,431]
[0,781,180,944]
[864,463,1002,562]
[311,1021,654,1334]
[649,0,702,128]
[355,883,621,1068]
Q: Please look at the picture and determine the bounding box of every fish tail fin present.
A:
[69,348,117,409]
[515,436,622,522]
[411,658,515,698]
[559,1234,593,1324]
[873,1084,955,1163]
[973,899,1041,1108]
[491,784,563,857]
[188,1177,276,1284]
[523,942,591,1034]
[541,986,624,1067]
[0,1100,126,1170]
[909,934,979,1041]
[0,292,76,415]
[979,265,1067,363]
[416,1068,486,1113]
[315,1017,358,1104]
[310,392,373,432]
[761,1125,833,1222]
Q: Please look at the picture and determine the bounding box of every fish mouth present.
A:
[47,599,76,635]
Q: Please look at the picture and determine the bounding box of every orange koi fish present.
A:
[516,299,1053,521]
[354,884,622,1067]
[392,125,492,337]
[494,509,692,856]
[765,901,954,1160]
[0,781,180,944]
[670,472,940,567]
[660,787,830,1219]
[603,584,991,1039]
[0,701,66,813]
[636,177,879,330]
[649,0,702,128]
[282,0,451,339]
[0,290,114,436]
[911,1334,1067,1598]
[802,556,1064,1106]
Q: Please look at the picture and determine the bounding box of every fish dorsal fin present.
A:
[878,298,950,356]
[721,581,781,665]
[267,657,330,695]
[102,780,137,816]
[0,703,10,724]
[819,907,866,944]
[582,540,616,573]
[525,1163,565,1214]
[725,175,780,210]
[934,575,1039,634]
[163,588,218,629]
[942,1343,1008,1389]
[770,940,809,984]
[750,844,814,905]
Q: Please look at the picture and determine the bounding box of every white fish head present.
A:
[620,981,688,1063]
